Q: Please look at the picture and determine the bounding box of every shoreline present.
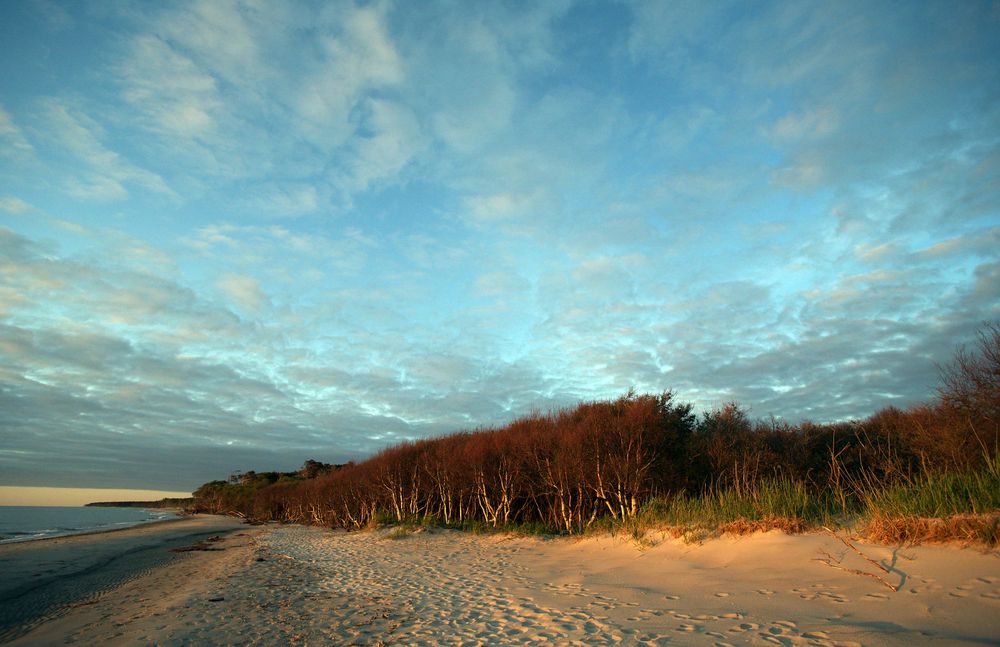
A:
[4,523,999,646]
[0,514,246,643]
[0,508,194,547]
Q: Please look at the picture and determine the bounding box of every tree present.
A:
[936,321,1000,463]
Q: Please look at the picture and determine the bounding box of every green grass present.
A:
[637,478,852,530]
[860,452,1000,518]
[622,457,1000,544]
[363,458,1000,546]
[385,527,411,540]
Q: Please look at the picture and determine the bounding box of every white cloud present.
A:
[341,99,425,195]
[770,159,826,188]
[431,80,516,154]
[38,99,176,201]
[156,0,264,90]
[65,174,129,201]
[0,196,32,214]
[120,35,221,140]
[244,185,320,218]
[295,2,403,149]
[464,190,547,224]
[185,223,375,276]
[217,272,269,313]
[473,271,531,298]
[0,105,34,155]
[768,106,839,141]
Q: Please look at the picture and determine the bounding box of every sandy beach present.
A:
[0,514,245,643]
[2,521,998,646]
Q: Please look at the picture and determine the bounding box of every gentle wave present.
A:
[0,507,179,543]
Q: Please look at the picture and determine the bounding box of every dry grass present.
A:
[717,516,807,536]
[863,513,1000,547]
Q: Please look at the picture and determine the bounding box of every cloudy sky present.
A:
[1,1,998,495]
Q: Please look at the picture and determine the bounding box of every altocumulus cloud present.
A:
[0,0,998,491]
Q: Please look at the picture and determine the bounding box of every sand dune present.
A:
[4,523,998,645]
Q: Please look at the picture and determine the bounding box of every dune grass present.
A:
[609,455,1000,545]
[611,478,848,543]
[859,452,1000,518]
[368,457,1000,546]
[858,452,1000,545]
[639,479,848,528]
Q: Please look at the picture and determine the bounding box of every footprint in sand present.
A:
[676,623,700,632]
[818,590,850,603]
[770,620,797,630]
[714,592,730,597]
[756,588,775,596]
[802,630,831,639]
[863,593,889,601]
[759,621,798,645]
[759,620,864,647]
[664,594,680,600]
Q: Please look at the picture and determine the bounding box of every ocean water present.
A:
[0,506,180,543]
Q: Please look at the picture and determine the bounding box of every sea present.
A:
[0,506,180,543]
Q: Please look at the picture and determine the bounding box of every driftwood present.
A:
[814,527,898,592]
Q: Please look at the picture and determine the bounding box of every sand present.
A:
[0,514,245,643]
[2,522,998,646]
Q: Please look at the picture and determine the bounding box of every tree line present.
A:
[190,323,999,533]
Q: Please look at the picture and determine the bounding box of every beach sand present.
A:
[3,523,998,646]
[0,514,245,643]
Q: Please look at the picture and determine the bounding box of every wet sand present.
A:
[3,524,999,645]
[0,514,246,643]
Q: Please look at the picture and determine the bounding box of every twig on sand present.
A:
[824,527,891,575]
[814,550,898,591]
[815,527,898,592]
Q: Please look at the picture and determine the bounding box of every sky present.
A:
[1,1,998,496]
[0,486,192,507]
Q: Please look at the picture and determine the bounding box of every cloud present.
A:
[407,3,569,154]
[119,34,222,141]
[0,105,34,156]
[37,99,176,201]
[243,184,320,218]
[768,106,839,141]
[464,189,551,226]
[104,0,418,207]
[0,196,32,214]
[216,272,269,313]
[184,222,376,278]
[295,1,403,148]
[473,271,531,299]
[1,1,998,492]
[341,98,425,196]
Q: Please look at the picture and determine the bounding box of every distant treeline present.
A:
[189,324,1000,535]
[86,498,193,508]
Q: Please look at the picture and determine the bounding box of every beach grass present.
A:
[349,458,1000,545]
[590,455,1000,545]
[860,451,1000,518]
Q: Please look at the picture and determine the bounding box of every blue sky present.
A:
[1,1,998,493]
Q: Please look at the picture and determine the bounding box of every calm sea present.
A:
[0,506,180,543]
